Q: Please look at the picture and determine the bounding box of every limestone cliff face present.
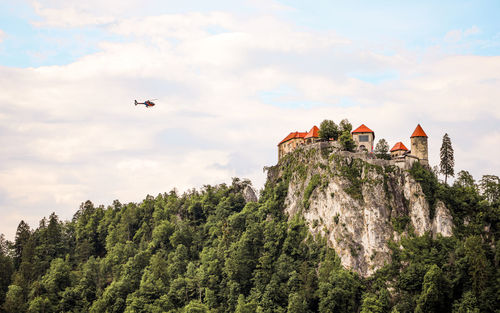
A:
[270,142,453,277]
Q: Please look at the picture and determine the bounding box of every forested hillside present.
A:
[0,164,498,312]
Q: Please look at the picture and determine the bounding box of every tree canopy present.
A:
[0,163,498,312]
[319,119,340,140]
[374,139,390,159]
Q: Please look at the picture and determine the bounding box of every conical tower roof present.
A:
[411,124,428,138]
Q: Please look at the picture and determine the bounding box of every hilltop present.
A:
[269,141,452,276]
[0,147,498,312]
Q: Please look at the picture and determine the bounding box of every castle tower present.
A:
[352,124,375,152]
[410,124,428,165]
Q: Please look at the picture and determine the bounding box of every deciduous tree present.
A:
[319,120,339,140]
[479,175,500,203]
[374,139,390,160]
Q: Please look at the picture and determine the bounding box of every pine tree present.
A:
[0,235,14,306]
[440,133,454,184]
[13,221,31,269]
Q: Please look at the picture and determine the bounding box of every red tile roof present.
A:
[390,142,408,152]
[304,126,319,139]
[352,124,374,134]
[278,131,308,145]
[411,124,428,138]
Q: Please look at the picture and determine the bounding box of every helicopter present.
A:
[134,99,157,107]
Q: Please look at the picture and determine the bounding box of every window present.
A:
[358,135,369,142]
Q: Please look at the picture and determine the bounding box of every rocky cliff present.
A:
[267,142,453,277]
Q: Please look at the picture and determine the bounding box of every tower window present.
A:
[358,135,369,142]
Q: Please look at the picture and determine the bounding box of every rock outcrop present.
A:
[243,185,258,203]
[268,142,453,277]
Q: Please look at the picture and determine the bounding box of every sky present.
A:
[0,0,499,240]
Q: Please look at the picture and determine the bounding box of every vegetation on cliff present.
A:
[0,154,498,312]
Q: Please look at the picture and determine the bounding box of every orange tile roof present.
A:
[410,124,428,138]
[278,131,308,145]
[304,125,319,139]
[352,124,374,133]
[390,142,408,152]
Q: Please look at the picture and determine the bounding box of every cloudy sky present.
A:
[1,0,499,239]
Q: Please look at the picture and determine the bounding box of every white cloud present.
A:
[464,25,480,37]
[32,2,115,27]
[0,29,5,43]
[444,29,463,43]
[445,25,481,43]
[246,0,295,12]
[1,7,499,239]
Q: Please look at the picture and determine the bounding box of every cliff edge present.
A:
[267,141,453,277]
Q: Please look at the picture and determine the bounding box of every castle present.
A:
[278,123,429,166]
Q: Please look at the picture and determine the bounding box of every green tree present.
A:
[235,294,258,313]
[27,258,72,311]
[464,236,489,296]
[360,293,384,313]
[339,131,356,152]
[73,201,106,261]
[415,265,449,313]
[479,175,500,203]
[440,133,454,184]
[452,291,480,313]
[339,119,352,133]
[27,296,53,313]
[318,269,362,313]
[374,139,391,160]
[3,285,26,313]
[183,300,209,313]
[319,120,340,140]
[287,292,308,313]
[0,234,14,306]
[454,170,476,190]
[13,221,31,269]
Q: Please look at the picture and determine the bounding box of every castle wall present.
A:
[392,155,419,169]
[390,150,406,158]
[278,137,305,160]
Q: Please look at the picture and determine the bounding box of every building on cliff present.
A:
[390,124,429,167]
[410,124,429,165]
[277,126,320,160]
[390,141,408,158]
[277,131,307,160]
[304,125,320,144]
[278,123,376,160]
[351,124,375,152]
[278,123,429,167]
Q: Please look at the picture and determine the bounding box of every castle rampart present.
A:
[278,122,430,168]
